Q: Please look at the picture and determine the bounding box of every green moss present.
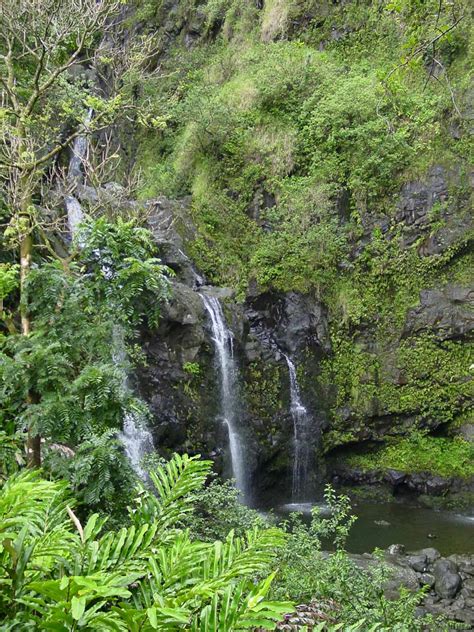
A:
[419,491,474,511]
[346,435,474,479]
[322,333,473,444]
[131,0,473,458]
[244,361,283,427]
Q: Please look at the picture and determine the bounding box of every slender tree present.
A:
[0,0,151,465]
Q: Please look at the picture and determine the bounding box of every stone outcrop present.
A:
[378,546,474,626]
[396,165,472,255]
[274,546,474,629]
[330,463,474,497]
[404,285,474,340]
[245,290,331,356]
[346,546,474,625]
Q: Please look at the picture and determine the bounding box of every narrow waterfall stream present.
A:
[201,295,248,500]
[68,108,93,179]
[285,355,313,501]
[113,327,154,479]
[119,411,154,479]
[65,120,154,479]
[65,108,93,234]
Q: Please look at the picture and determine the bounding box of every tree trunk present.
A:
[18,173,41,467]
[20,233,33,336]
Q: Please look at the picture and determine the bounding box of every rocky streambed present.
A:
[353,545,474,627]
[272,546,474,630]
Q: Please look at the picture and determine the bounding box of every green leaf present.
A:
[71,596,86,621]
[147,606,157,629]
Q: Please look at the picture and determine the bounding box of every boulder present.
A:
[384,564,420,600]
[434,559,462,599]
[418,548,441,565]
[419,573,435,588]
[386,544,405,556]
[385,469,406,487]
[407,554,428,572]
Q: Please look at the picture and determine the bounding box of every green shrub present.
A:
[272,486,439,630]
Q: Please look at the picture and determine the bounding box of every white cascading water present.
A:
[119,410,154,479]
[113,327,154,479]
[65,108,93,234]
[285,354,313,500]
[65,195,84,236]
[201,295,248,499]
[68,108,93,179]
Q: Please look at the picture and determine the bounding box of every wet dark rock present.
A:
[372,547,474,622]
[456,423,474,443]
[434,559,462,599]
[396,165,472,255]
[419,573,435,588]
[145,196,199,284]
[245,291,331,356]
[418,548,441,564]
[407,554,428,572]
[386,544,405,556]
[425,476,453,495]
[331,464,473,499]
[458,560,474,576]
[384,564,420,599]
[463,577,474,593]
[386,469,406,487]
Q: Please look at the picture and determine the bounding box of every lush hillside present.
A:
[0,1,473,628]
[128,0,473,482]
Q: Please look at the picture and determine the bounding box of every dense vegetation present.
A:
[130,0,473,468]
[0,454,448,631]
[0,0,472,629]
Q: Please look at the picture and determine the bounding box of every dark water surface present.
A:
[268,500,474,556]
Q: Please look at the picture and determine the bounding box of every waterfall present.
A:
[119,410,154,480]
[113,327,154,479]
[68,108,93,179]
[64,111,154,478]
[65,195,84,236]
[65,108,93,235]
[285,355,313,500]
[201,295,248,499]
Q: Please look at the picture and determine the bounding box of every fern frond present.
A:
[131,453,212,534]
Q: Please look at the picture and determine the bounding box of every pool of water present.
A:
[267,500,474,556]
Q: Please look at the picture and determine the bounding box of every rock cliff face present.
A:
[131,196,330,500]
[120,0,473,501]
[130,180,472,501]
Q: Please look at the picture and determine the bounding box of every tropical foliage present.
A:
[0,454,291,630]
[0,218,170,512]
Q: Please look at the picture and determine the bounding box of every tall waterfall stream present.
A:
[65,116,153,479]
[64,113,315,494]
[285,355,313,501]
[65,108,93,235]
[201,294,248,501]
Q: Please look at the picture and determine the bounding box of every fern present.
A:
[0,431,23,481]
[1,216,171,516]
[130,453,213,534]
[0,456,292,630]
